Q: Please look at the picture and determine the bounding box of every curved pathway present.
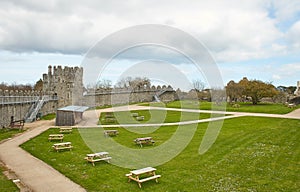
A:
[78,105,300,128]
[0,120,86,192]
[0,105,299,191]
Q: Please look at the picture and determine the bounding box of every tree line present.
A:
[226,77,279,104]
[2,76,296,105]
[0,79,43,91]
[193,77,296,105]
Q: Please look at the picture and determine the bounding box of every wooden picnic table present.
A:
[131,113,139,117]
[104,130,119,137]
[48,134,64,142]
[136,116,144,121]
[52,142,73,152]
[134,137,155,147]
[126,167,161,188]
[288,103,296,108]
[59,127,72,133]
[84,152,112,166]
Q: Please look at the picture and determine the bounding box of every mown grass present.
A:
[0,128,22,142]
[0,165,19,192]
[143,100,299,114]
[99,109,220,125]
[40,113,56,120]
[0,129,21,192]
[21,116,300,191]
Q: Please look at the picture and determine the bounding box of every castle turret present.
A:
[48,65,52,76]
[41,65,84,107]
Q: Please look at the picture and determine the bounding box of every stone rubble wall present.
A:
[43,65,84,108]
[0,89,58,128]
[83,85,175,107]
[0,65,177,128]
[294,81,300,96]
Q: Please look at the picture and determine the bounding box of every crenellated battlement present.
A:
[42,65,84,107]
[43,65,83,85]
[0,89,42,97]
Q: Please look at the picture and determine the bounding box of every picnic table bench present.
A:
[9,119,24,130]
[288,103,296,108]
[48,134,64,142]
[126,167,161,188]
[84,152,112,166]
[131,113,139,117]
[105,113,114,118]
[105,117,117,123]
[52,142,73,152]
[104,130,119,137]
[59,127,72,133]
[134,137,155,147]
[136,116,144,121]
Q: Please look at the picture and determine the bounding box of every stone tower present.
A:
[294,81,300,96]
[43,65,84,107]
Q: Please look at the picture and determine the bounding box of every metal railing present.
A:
[25,95,58,122]
[0,96,39,105]
[0,95,58,105]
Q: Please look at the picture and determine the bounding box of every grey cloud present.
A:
[0,0,298,64]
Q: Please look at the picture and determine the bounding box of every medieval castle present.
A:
[0,65,299,128]
[0,65,176,128]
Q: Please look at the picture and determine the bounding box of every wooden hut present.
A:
[55,105,89,126]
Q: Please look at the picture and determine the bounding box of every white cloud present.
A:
[286,20,300,51]
[268,63,300,85]
[0,0,291,63]
[1,0,299,88]
[271,0,300,22]
[272,74,281,80]
[271,43,287,52]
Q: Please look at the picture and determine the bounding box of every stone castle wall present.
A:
[84,85,176,107]
[43,65,84,107]
[294,81,300,96]
[0,65,177,128]
[0,103,31,128]
[0,89,58,128]
[84,90,157,107]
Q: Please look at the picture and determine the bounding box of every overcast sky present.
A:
[0,0,299,90]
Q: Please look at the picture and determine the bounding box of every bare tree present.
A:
[96,79,112,89]
[0,82,33,91]
[192,79,205,92]
[115,77,151,90]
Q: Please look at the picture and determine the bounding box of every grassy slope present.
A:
[21,117,300,191]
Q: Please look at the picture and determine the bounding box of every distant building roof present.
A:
[57,105,89,112]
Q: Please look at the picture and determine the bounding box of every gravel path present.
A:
[0,105,299,191]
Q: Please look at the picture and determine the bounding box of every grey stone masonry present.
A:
[43,65,84,108]
[294,81,300,96]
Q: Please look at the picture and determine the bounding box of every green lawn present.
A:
[99,109,219,125]
[0,129,21,192]
[143,100,299,114]
[21,116,300,191]
[0,128,22,142]
[40,113,56,120]
[0,165,19,192]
